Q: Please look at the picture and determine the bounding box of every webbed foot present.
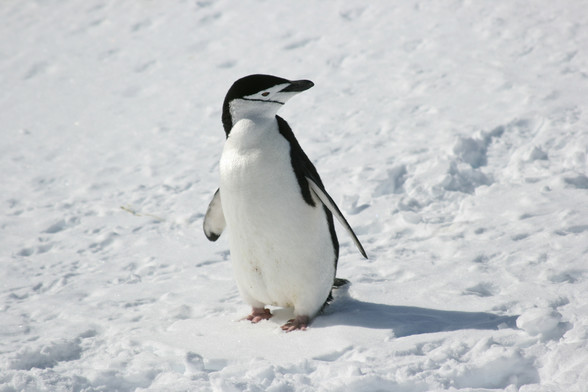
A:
[281,315,310,332]
[246,307,272,323]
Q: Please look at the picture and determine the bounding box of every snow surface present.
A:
[1,0,587,391]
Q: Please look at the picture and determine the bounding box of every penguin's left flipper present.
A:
[307,177,368,259]
[203,188,226,241]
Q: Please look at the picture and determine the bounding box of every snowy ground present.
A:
[1,1,588,391]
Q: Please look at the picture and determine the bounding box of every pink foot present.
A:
[246,307,272,323]
[281,315,310,332]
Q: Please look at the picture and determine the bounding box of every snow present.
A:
[1,0,587,391]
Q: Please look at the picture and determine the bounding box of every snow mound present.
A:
[8,338,83,371]
[517,308,571,342]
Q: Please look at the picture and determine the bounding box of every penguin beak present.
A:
[280,79,314,93]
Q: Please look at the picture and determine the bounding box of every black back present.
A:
[276,116,340,264]
[222,74,290,137]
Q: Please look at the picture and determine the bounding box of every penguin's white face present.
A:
[242,83,290,103]
[230,83,308,123]
[228,97,281,125]
[222,75,314,135]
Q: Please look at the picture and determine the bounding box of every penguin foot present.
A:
[246,307,272,323]
[281,315,310,332]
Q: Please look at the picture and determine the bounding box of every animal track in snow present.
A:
[43,217,80,234]
[564,174,588,189]
[548,270,583,284]
[463,282,497,297]
[374,165,407,196]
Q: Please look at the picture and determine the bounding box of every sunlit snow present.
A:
[1,1,587,391]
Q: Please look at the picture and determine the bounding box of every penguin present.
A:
[203,74,367,332]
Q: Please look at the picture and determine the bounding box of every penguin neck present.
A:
[224,99,282,136]
[227,116,279,150]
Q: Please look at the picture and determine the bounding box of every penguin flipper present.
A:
[306,177,367,259]
[203,188,226,241]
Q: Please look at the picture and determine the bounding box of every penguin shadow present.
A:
[313,289,519,337]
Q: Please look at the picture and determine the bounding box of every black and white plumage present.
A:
[203,74,367,331]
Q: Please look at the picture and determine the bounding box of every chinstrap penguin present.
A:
[203,74,367,331]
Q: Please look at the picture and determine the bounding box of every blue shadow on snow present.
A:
[315,295,519,337]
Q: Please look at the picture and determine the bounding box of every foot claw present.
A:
[245,308,272,323]
[281,315,309,332]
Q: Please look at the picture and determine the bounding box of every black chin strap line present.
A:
[241,98,284,105]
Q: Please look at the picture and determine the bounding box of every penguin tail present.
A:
[333,278,350,288]
[321,278,351,312]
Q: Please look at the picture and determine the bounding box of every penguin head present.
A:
[222,74,314,136]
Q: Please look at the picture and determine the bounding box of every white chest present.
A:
[219,118,294,202]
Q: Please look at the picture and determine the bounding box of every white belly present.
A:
[219,118,335,317]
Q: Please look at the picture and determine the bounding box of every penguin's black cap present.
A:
[225,74,313,100]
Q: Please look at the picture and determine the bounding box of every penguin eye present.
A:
[261,92,270,97]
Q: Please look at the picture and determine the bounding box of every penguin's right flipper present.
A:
[307,177,367,259]
[203,188,226,241]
